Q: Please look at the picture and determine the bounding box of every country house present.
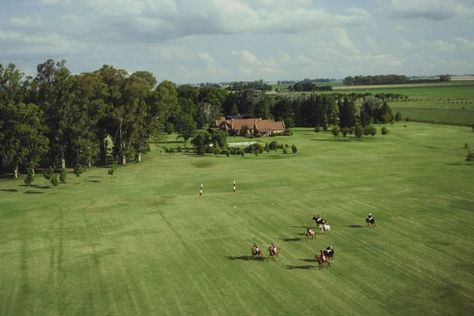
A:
[211,117,286,136]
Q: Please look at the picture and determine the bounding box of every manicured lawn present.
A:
[1,124,473,315]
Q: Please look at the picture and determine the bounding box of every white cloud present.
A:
[0,30,83,56]
[431,40,456,51]
[400,38,413,49]
[456,37,474,49]
[382,0,474,21]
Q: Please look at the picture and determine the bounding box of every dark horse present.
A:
[366,217,376,227]
[314,253,330,269]
[312,216,325,226]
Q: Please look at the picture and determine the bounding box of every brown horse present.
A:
[314,254,330,269]
[251,247,263,259]
[268,246,279,259]
[304,229,315,240]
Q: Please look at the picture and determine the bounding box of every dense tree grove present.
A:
[289,79,333,92]
[1,60,397,172]
[343,74,451,85]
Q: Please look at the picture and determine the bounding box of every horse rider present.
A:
[270,243,277,256]
[252,243,260,256]
[313,214,325,225]
[324,246,334,259]
[366,213,375,225]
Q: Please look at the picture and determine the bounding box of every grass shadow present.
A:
[348,225,364,228]
[446,163,473,166]
[281,237,303,242]
[86,180,101,183]
[25,190,44,194]
[286,265,314,270]
[21,184,50,189]
[226,255,265,261]
[298,258,315,263]
[0,188,18,192]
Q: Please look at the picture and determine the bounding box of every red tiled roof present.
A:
[255,120,285,133]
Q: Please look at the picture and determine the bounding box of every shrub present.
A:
[291,144,297,154]
[464,143,469,149]
[467,150,474,161]
[223,149,230,157]
[395,111,402,121]
[314,126,321,133]
[354,124,363,138]
[283,129,293,136]
[43,166,54,180]
[213,146,222,155]
[59,169,67,183]
[108,163,117,176]
[240,151,244,157]
[24,167,34,188]
[341,127,349,137]
[381,127,389,135]
[51,174,59,191]
[331,126,340,137]
[283,148,288,154]
[405,117,410,122]
[73,164,83,178]
[269,140,279,150]
[472,124,474,132]
[369,126,377,136]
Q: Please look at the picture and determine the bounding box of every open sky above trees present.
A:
[1,0,473,83]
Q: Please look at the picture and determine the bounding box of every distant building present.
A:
[211,117,286,136]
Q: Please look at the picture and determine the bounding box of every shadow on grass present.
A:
[286,265,314,270]
[25,190,44,194]
[0,188,18,192]
[348,224,364,228]
[446,163,474,166]
[226,255,265,261]
[21,184,50,189]
[281,237,303,242]
[86,180,101,183]
[299,258,316,263]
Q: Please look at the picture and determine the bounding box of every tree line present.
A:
[343,74,451,85]
[1,60,396,176]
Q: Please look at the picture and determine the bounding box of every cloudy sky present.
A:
[1,0,473,83]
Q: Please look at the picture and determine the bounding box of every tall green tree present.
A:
[0,102,48,177]
[339,96,356,128]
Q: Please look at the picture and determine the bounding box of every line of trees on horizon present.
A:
[343,74,451,85]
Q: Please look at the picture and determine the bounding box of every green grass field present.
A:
[1,124,474,315]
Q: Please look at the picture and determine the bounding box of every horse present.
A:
[312,216,324,226]
[366,217,376,227]
[268,246,279,259]
[314,254,330,269]
[304,229,315,240]
[250,247,263,259]
[319,223,330,232]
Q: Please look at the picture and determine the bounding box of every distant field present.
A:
[274,82,474,126]
[1,124,473,315]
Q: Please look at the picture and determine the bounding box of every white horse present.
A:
[319,223,331,232]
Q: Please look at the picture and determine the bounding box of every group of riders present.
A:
[249,213,375,265]
[251,243,278,258]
